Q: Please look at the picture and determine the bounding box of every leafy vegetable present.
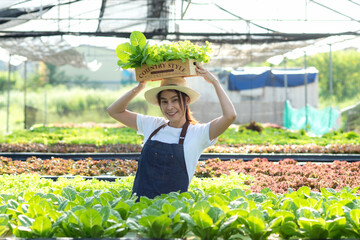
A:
[2,123,359,149]
[116,31,212,69]
[1,175,360,239]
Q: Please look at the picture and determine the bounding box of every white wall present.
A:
[186,74,319,125]
[58,45,126,87]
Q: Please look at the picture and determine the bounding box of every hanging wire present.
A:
[347,0,360,7]
[10,0,34,7]
[310,0,360,24]
[181,0,191,19]
[212,3,278,33]
[96,0,107,32]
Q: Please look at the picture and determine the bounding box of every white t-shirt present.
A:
[136,114,217,182]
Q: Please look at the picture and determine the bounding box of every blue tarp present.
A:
[228,68,318,91]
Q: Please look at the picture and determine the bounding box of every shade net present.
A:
[283,100,340,136]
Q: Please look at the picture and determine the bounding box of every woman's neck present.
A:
[168,118,187,128]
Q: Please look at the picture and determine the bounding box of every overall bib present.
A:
[132,121,190,199]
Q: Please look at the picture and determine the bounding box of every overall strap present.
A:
[178,121,190,145]
[148,123,167,140]
[148,121,189,145]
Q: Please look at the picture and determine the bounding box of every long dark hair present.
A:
[157,90,198,125]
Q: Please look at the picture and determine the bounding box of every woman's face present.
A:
[159,90,189,127]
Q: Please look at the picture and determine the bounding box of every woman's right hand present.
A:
[195,62,219,85]
[107,80,147,130]
[133,81,147,93]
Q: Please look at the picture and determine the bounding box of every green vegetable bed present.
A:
[1,123,360,239]
[1,124,360,153]
[0,174,360,239]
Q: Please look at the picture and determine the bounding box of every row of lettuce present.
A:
[1,124,360,146]
[2,142,360,153]
[0,174,360,239]
[2,156,360,194]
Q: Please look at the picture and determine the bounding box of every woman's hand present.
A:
[195,63,236,141]
[133,81,147,93]
[195,62,219,85]
[107,80,147,131]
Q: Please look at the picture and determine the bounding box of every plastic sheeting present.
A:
[0,37,87,68]
[228,68,318,91]
[0,0,360,68]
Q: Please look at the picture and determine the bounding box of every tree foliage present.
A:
[284,49,360,101]
[0,71,20,92]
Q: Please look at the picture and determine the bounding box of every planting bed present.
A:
[1,152,360,162]
[1,156,360,194]
[1,142,360,154]
[0,174,360,239]
[0,154,359,239]
[1,124,360,239]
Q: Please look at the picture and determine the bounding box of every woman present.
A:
[107,63,236,200]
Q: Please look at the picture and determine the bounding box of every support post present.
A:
[304,52,308,129]
[6,55,11,133]
[44,91,47,126]
[24,61,27,129]
[284,57,288,101]
[329,44,333,96]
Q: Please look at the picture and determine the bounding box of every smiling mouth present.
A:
[167,112,177,117]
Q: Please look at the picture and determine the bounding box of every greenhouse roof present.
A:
[0,0,360,67]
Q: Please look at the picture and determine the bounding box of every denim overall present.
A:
[132,121,190,199]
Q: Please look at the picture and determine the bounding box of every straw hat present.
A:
[144,77,200,105]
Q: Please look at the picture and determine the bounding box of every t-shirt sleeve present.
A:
[193,122,217,150]
[136,114,166,141]
[206,122,218,146]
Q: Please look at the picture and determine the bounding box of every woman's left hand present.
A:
[195,63,236,141]
[195,62,219,85]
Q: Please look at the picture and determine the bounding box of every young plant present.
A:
[116,31,212,69]
[116,31,149,69]
[235,209,282,240]
[0,214,10,237]
[343,208,360,238]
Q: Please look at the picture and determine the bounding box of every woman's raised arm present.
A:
[195,63,237,140]
[107,81,146,130]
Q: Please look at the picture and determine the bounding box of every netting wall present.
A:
[283,100,340,135]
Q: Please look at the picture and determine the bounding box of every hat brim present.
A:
[144,85,200,105]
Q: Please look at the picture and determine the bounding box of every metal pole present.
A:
[271,65,277,124]
[181,0,184,18]
[44,91,47,126]
[284,57,288,101]
[304,52,308,128]
[250,76,253,122]
[68,0,71,31]
[58,0,61,31]
[24,61,27,129]
[6,55,11,133]
[329,44,333,95]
